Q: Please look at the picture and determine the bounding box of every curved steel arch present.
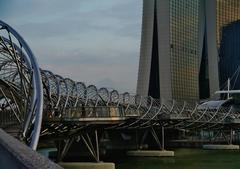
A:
[0,20,43,150]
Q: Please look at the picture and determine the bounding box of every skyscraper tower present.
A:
[137,0,239,102]
[217,1,240,92]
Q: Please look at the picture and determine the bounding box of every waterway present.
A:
[115,149,240,169]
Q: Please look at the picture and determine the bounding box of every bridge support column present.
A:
[139,130,149,149]
[230,128,233,145]
[80,129,100,162]
[161,126,165,150]
[57,137,74,162]
[127,126,174,157]
[56,130,101,162]
[203,129,240,150]
[58,129,115,169]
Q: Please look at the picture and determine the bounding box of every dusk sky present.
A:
[0,0,142,93]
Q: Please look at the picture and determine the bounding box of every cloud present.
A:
[0,0,142,93]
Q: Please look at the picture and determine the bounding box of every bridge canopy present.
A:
[197,100,231,110]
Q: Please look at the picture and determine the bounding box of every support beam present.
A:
[162,126,165,150]
[95,130,100,162]
[140,130,149,149]
[80,130,100,162]
[230,128,233,145]
[150,127,162,149]
[58,137,74,162]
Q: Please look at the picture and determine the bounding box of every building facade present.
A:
[137,0,240,102]
[170,0,200,101]
[217,0,240,92]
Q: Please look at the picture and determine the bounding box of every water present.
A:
[115,149,240,169]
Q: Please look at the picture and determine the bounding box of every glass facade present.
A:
[217,0,240,48]
[139,0,240,102]
[217,0,240,91]
[169,0,200,101]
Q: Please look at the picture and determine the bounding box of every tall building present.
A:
[217,1,240,92]
[200,0,240,99]
[137,0,240,102]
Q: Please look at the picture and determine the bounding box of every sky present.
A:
[0,0,142,93]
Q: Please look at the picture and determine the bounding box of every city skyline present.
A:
[1,1,240,168]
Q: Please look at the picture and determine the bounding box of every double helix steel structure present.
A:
[1,20,240,153]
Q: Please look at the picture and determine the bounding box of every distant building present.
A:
[217,1,240,92]
[137,0,240,102]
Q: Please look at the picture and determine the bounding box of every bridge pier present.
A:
[56,129,101,162]
[56,129,115,169]
[203,128,240,150]
[202,144,239,150]
[127,126,174,157]
[59,162,115,169]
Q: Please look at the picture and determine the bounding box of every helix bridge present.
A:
[1,20,240,161]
